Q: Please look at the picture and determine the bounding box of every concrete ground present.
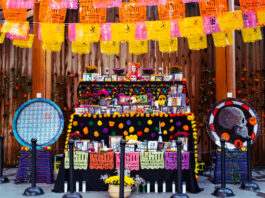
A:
[0,168,265,198]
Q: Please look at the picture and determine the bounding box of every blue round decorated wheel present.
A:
[13,98,64,149]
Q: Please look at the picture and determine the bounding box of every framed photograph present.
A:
[114,105,122,114]
[83,73,92,81]
[157,142,164,151]
[123,105,130,114]
[119,96,131,104]
[178,137,188,152]
[94,106,101,114]
[155,76,164,81]
[97,76,103,81]
[109,136,123,151]
[150,75,156,81]
[174,72,183,81]
[104,77,112,82]
[136,141,148,152]
[128,62,140,77]
[177,85,183,94]
[111,74,118,81]
[170,86,177,95]
[75,107,87,114]
[161,106,169,113]
[118,75,126,81]
[141,75,150,81]
[92,73,99,81]
[89,106,95,114]
[137,95,148,104]
[100,106,108,114]
[148,141,158,152]
[125,144,135,152]
[164,74,173,81]
[168,97,181,106]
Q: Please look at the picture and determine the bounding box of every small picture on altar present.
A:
[131,105,137,111]
[125,144,135,152]
[178,137,188,152]
[111,74,118,81]
[94,107,101,114]
[109,136,123,151]
[123,105,130,114]
[161,106,169,113]
[177,85,183,94]
[92,73,99,81]
[141,75,150,81]
[155,76,164,81]
[100,106,108,114]
[165,74,173,81]
[104,77,112,82]
[174,73,183,81]
[114,106,122,114]
[148,141,158,152]
[97,76,103,81]
[119,96,131,104]
[89,107,95,114]
[158,142,164,151]
[118,75,126,81]
[136,141,147,152]
[137,95,148,104]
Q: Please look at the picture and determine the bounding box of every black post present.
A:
[170,140,189,198]
[119,139,126,198]
[212,138,234,197]
[0,135,9,183]
[23,138,44,196]
[63,140,82,198]
[240,136,260,191]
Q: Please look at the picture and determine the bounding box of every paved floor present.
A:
[0,168,265,198]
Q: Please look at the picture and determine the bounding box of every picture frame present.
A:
[161,106,169,113]
[109,136,123,151]
[137,95,148,104]
[92,73,99,81]
[93,106,101,114]
[150,75,156,81]
[75,107,88,114]
[178,137,188,152]
[155,75,164,81]
[111,74,118,81]
[168,97,181,106]
[148,141,158,152]
[104,77,112,82]
[123,105,130,114]
[157,142,165,151]
[170,86,177,95]
[97,76,103,81]
[119,96,131,104]
[164,74,173,81]
[174,72,183,81]
[89,106,95,114]
[114,105,122,114]
[118,75,126,81]
[136,141,148,152]
[125,144,135,152]
[141,75,150,81]
[177,85,183,94]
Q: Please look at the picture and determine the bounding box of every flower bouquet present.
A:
[113,68,125,75]
[142,68,154,75]
[85,66,98,73]
[169,65,182,73]
[101,173,134,198]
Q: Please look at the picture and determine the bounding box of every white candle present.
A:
[172,181,175,193]
[82,181,86,192]
[182,182,186,194]
[162,181,166,193]
[64,181,68,193]
[155,181,158,193]
[76,181,79,192]
[147,182,150,193]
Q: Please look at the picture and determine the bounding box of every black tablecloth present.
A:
[53,155,201,193]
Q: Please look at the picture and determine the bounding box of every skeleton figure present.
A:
[217,106,248,138]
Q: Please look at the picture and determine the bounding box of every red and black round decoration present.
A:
[206,98,260,150]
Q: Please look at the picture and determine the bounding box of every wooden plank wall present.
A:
[0,4,264,166]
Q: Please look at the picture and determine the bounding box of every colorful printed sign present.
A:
[90,152,114,170]
[115,152,140,170]
[140,152,165,169]
[164,152,189,170]
[158,0,185,20]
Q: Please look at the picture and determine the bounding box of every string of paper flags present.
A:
[0,0,264,53]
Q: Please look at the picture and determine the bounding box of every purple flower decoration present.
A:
[79,123,84,127]
[176,121,182,127]
[151,132,156,138]
[126,120,131,125]
[103,128,109,134]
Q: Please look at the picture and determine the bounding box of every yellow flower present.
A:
[144,128,149,133]
[123,131,128,136]
[147,120,152,125]
[94,131,99,137]
[129,126,134,133]
[163,130,168,135]
[98,120,103,126]
[118,123,124,129]
[73,121,78,126]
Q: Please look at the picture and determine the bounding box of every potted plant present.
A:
[169,65,182,74]
[142,68,154,75]
[113,68,125,75]
[85,66,98,73]
[104,175,134,198]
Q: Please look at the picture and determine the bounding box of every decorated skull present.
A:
[217,106,248,138]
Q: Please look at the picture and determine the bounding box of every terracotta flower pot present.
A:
[108,184,132,198]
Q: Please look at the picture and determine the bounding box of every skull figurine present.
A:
[217,106,248,138]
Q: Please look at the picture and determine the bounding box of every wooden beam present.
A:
[32,2,46,98]
[216,0,236,101]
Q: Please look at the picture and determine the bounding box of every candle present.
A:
[172,181,175,193]
[82,181,86,192]
[64,181,68,193]
[154,181,158,193]
[182,181,186,194]
[76,181,79,192]
[162,181,166,193]
[147,181,150,193]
